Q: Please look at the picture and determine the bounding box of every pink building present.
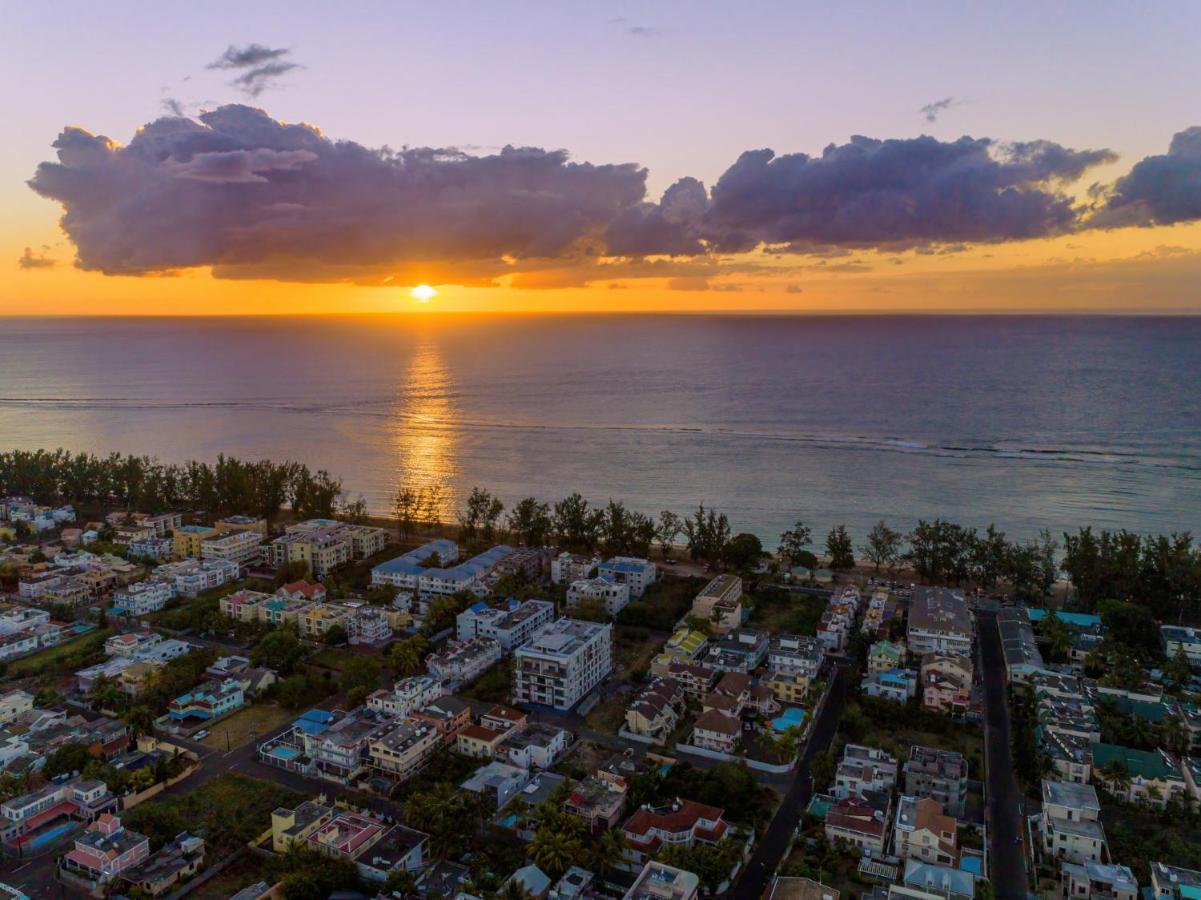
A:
[61,814,150,886]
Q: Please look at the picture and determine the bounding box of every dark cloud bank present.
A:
[25,105,1201,285]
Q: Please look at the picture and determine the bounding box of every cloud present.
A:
[162,97,187,117]
[17,247,55,269]
[608,17,662,38]
[1093,126,1201,227]
[207,44,300,97]
[920,97,960,123]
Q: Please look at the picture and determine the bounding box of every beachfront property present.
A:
[834,744,898,800]
[624,861,701,900]
[550,552,601,585]
[200,527,263,567]
[166,677,246,724]
[512,618,614,711]
[907,587,973,658]
[367,675,446,718]
[566,574,630,616]
[597,556,656,599]
[110,579,176,616]
[1039,779,1107,866]
[153,557,239,597]
[371,540,512,597]
[59,814,151,890]
[651,628,709,676]
[268,525,353,578]
[621,800,729,866]
[426,636,503,688]
[904,746,969,818]
[702,627,770,673]
[216,514,268,536]
[456,598,556,652]
[690,575,744,634]
[893,796,958,867]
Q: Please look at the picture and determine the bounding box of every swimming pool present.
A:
[269,746,301,760]
[770,707,806,732]
[20,821,76,849]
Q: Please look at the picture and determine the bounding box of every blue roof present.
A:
[299,709,335,723]
[1027,609,1102,628]
[372,540,513,582]
[601,558,651,574]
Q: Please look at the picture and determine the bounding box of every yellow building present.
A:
[271,800,335,853]
[299,604,348,639]
[766,671,811,705]
[173,525,219,558]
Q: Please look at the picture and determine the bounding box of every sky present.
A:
[4,0,1201,315]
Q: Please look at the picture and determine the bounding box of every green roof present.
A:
[668,628,707,654]
[871,641,903,660]
[1101,696,1173,723]
[1091,742,1181,781]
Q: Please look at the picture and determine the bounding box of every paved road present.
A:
[729,663,849,900]
[977,610,1029,899]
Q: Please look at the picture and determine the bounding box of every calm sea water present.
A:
[0,314,1198,544]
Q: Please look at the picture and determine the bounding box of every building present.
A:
[111,580,176,616]
[126,536,173,561]
[1,777,116,842]
[907,587,973,658]
[219,589,275,623]
[667,661,718,700]
[456,598,556,651]
[652,628,709,675]
[622,801,728,864]
[893,796,958,867]
[172,524,219,558]
[346,605,393,646]
[310,709,398,783]
[1150,862,1201,899]
[0,690,33,725]
[271,799,335,852]
[769,634,824,679]
[1090,743,1186,808]
[1039,780,1107,865]
[998,606,1046,684]
[120,832,205,897]
[153,558,239,597]
[200,529,263,568]
[167,678,245,724]
[551,552,600,585]
[920,655,972,715]
[765,671,810,706]
[904,746,968,818]
[598,557,656,599]
[409,696,471,744]
[368,719,440,782]
[499,722,571,769]
[298,604,348,640]
[825,791,892,854]
[863,668,918,702]
[691,575,744,634]
[691,709,741,754]
[425,637,502,688]
[1059,863,1138,900]
[460,760,530,808]
[834,744,898,799]
[566,575,631,616]
[60,814,150,888]
[766,877,841,900]
[897,860,976,900]
[371,539,459,589]
[355,823,429,884]
[367,676,446,718]
[868,641,906,675]
[702,627,770,673]
[564,770,628,832]
[306,810,386,861]
[513,618,613,711]
[1162,626,1201,669]
[371,541,512,597]
[624,861,700,900]
[625,678,684,744]
[215,515,268,536]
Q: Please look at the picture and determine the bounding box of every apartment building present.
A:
[426,637,502,688]
[768,634,824,679]
[298,604,348,640]
[598,557,656,599]
[456,598,555,652]
[269,527,353,579]
[702,627,769,673]
[691,575,743,634]
[907,587,972,658]
[367,676,446,718]
[565,770,628,832]
[863,668,918,703]
[998,606,1046,684]
[215,515,268,536]
[172,524,219,559]
[0,690,33,725]
[219,589,274,623]
[371,541,512,597]
[153,558,239,597]
[1151,862,1201,900]
[498,722,571,769]
[624,861,700,900]
[825,791,892,854]
[311,709,398,783]
[368,719,440,782]
[1091,743,1186,808]
[61,814,150,888]
[512,618,613,711]
[1040,780,1107,865]
[0,777,116,842]
[111,580,175,616]
[550,552,600,585]
[904,746,968,817]
[126,536,173,561]
[200,529,263,568]
[566,575,631,616]
[868,641,906,675]
[651,628,709,676]
[346,605,393,646]
[1059,863,1138,900]
[834,744,898,799]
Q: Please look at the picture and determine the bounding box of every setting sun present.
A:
[411,284,437,303]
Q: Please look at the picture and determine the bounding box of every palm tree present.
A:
[530,827,581,878]
[88,676,122,712]
[123,705,155,739]
[1161,714,1191,756]
[589,827,627,873]
[495,882,533,900]
[1099,760,1132,797]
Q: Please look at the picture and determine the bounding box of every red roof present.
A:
[623,800,726,839]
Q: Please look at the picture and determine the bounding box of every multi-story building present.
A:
[834,744,898,799]
[920,654,972,715]
[1039,780,1107,865]
[513,618,613,711]
[120,832,205,898]
[691,709,741,754]
[1162,626,1201,669]
[371,540,459,589]
[0,777,116,842]
[61,814,150,888]
[1059,863,1139,900]
[111,580,176,616]
[565,770,629,832]
[215,515,268,536]
[104,630,165,658]
[825,791,892,854]
[691,575,744,635]
[998,606,1046,684]
[298,604,348,640]
[893,797,958,867]
[367,675,446,718]
[336,523,389,559]
[624,679,684,744]
[765,671,810,706]
[456,598,555,652]
[498,722,571,770]
[652,628,709,676]
[768,634,824,679]
[863,668,918,703]
[346,605,393,645]
[368,719,441,782]
[702,628,770,673]
[153,558,239,597]
[566,576,631,616]
[172,524,219,559]
[1090,743,1186,808]
[126,535,173,561]
[200,529,263,568]
[270,527,353,579]
[426,637,502,688]
[907,587,972,658]
[622,801,728,865]
[550,552,600,585]
[904,746,968,817]
[0,605,50,636]
[598,557,656,599]
[0,690,33,725]
[305,810,386,861]
[868,640,906,675]
[1150,862,1201,899]
[271,799,335,853]
[219,588,273,623]
[624,861,700,900]
[311,709,398,783]
[460,760,530,808]
[167,678,245,724]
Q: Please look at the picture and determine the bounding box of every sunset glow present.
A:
[410,284,437,303]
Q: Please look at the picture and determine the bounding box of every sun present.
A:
[410,284,437,303]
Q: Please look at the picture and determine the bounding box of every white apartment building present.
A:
[153,558,239,597]
[0,606,50,635]
[456,598,555,652]
[513,618,613,711]
[566,576,631,616]
[907,587,973,658]
[111,580,176,617]
[425,637,503,688]
[200,529,263,568]
[550,552,600,585]
[367,675,447,718]
[768,634,824,679]
[597,557,656,599]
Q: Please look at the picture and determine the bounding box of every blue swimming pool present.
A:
[770,707,806,732]
[25,821,75,849]
[270,746,301,760]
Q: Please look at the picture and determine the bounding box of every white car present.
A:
[193,729,210,740]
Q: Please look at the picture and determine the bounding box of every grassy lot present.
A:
[612,624,665,680]
[839,697,986,777]
[308,647,355,672]
[6,627,112,677]
[745,588,828,634]
[616,575,705,631]
[460,660,513,705]
[584,691,629,734]
[200,703,295,750]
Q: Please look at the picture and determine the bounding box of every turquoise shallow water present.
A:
[0,313,1198,543]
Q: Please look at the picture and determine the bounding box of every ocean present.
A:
[0,314,1197,545]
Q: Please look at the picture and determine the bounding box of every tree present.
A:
[530,825,582,878]
[810,749,835,790]
[725,532,764,572]
[88,676,122,712]
[323,624,348,646]
[507,497,552,546]
[123,705,155,739]
[683,504,731,566]
[657,510,683,559]
[778,521,812,567]
[388,634,429,676]
[44,742,93,778]
[1036,613,1071,664]
[393,488,419,539]
[251,627,308,675]
[861,520,902,572]
[553,493,601,550]
[342,656,382,695]
[825,525,855,571]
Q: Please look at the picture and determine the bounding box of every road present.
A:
[728,662,849,900]
[977,609,1029,899]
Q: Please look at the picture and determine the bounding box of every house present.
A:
[834,744,898,799]
[278,581,328,603]
[120,832,205,897]
[461,760,530,808]
[622,801,728,864]
[666,662,718,700]
[624,861,700,900]
[426,637,502,688]
[1059,863,1138,900]
[499,723,571,769]
[767,670,811,705]
[1090,743,1186,808]
[310,708,398,783]
[200,529,262,568]
[691,575,744,635]
[219,589,273,623]
[1162,626,1201,669]
[1150,862,1201,899]
[767,877,841,900]
[105,630,164,658]
[481,703,529,734]
[305,810,386,861]
[567,575,631,616]
[702,627,770,673]
[907,587,972,658]
[1039,780,1107,865]
[652,629,709,675]
[625,678,684,744]
[691,709,741,755]
[564,770,628,831]
[355,824,429,884]
[1041,726,1095,785]
[409,696,471,743]
[920,655,972,715]
[769,634,824,679]
[0,690,33,725]
[1,777,117,842]
[367,675,446,718]
[893,796,958,867]
[598,557,656,599]
[998,606,1047,684]
[271,800,335,852]
[513,618,613,711]
[167,678,245,724]
[825,791,892,854]
[551,866,597,899]
[60,814,150,888]
[368,719,440,782]
[507,864,553,899]
[904,746,968,817]
[863,668,918,703]
[868,641,906,675]
[898,860,976,900]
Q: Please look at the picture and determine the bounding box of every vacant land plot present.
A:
[746,589,828,634]
[7,627,111,677]
[612,625,663,679]
[201,703,295,750]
